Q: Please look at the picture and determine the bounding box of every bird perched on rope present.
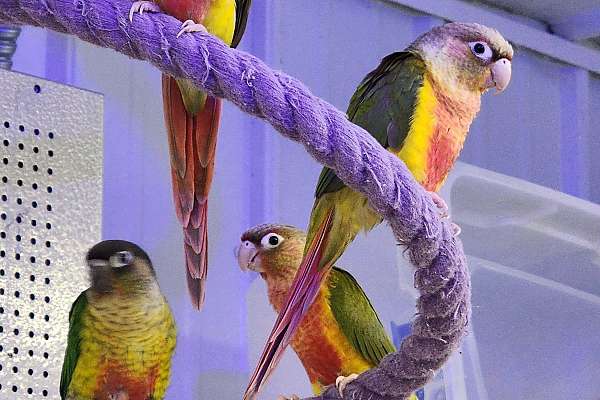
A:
[129,0,252,310]
[60,240,176,400]
[244,22,513,399]
[237,224,419,400]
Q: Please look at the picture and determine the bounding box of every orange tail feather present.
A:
[162,74,221,310]
[243,209,335,399]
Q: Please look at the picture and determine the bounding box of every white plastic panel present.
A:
[0,69,102,399]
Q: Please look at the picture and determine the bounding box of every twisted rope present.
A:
[0,1,471,398]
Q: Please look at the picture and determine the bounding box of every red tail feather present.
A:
[243,209,335,399]
[162,74,220,310]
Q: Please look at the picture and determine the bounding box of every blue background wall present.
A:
[9,0,600,398]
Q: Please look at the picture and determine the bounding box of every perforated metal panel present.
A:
[0,69,103,399]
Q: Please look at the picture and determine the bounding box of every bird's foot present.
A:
[177,19,208,38]
[427,191,449,218]
[336,373,359,398]
[451,222,461,236]
[276,395,300,400]
[108,391,129,400]
[128,1,160,22]
[427,191,460,236]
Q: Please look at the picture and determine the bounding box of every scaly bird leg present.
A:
[336,373,359,398]
[427,191,461,236]
[177,19,208,38]
[276,395,300,400]
[128,1,160,22]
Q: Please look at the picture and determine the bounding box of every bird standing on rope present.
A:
[129,0,252,310]
[237,224,419,400]
[244,22,513,399]
[60,240,176,400]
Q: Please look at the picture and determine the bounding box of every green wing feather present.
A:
[60,291,89,399]
[315,51,426,198]
[232,0,252,48]
[328,267,395,366]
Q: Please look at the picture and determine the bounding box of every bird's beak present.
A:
[87,259,109,268]
[485,58,511,93]
[236,241,263,272]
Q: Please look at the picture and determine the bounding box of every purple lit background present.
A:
[10,0,600,398]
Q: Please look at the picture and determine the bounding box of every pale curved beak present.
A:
[236,241,262,272]
[486,58,511,93]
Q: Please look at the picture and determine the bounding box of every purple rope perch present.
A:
[0,1,471,398]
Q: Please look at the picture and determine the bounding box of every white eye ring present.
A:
[260,233,284,249]
[469,41,493,62]
[109,251,134,268]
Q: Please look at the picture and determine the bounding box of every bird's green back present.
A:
[328,267,395,365]
[315,52,426,198]
[60,291,89,399]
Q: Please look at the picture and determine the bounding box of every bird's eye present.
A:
[260,233,284,249]
[109,251,134,268]
[469,41,493,62]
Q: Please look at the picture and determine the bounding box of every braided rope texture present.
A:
[0,1,471,398]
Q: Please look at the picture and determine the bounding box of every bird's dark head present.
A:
[86,240,156,294]
[236,224,306,279]
[410,22,513,95]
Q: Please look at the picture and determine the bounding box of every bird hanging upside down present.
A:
[60,240,176,400]
[244,23,513,399]
[129,0,252,310]
[237,224,419,400]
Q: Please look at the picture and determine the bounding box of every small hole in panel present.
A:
[15,216,21,224]
[27,388,33,394]
[33,84,41,94]
[28,312,34,318]
[13,310,19,317]
[32,183,38,190]
[34,128,40,136]
[43,371,48,378]
[2,139,8,146]
[44,296,50,303]
[43,333,49,340]
[11,386,17,393]
[1,195,6,201]
[15,253,20,260]
[17,161,23,168]
[44,278,50,284]
[14,291,19,298]
[42,389,48,396]
[3,121,9,128]
[47,150,53,157]
[33,146,39,153]
[31,219,37,227]
[46,204,52,212]
[28,331,33,338]
[16,179,22,186]
[12,366,18,373]
[30,238,36,245]
[30,257,35,263]
[48,132,54,139]
[13,328,19,335]
[18,125,24,132]
[27,368,33,375]
[46,223,51,230]
[44,315,49,322]
[31,201,37,208]
[2,158,7,165]
[2,176,7,183]
[0,251,5,257]
[18,143,24,150]
[32,165,38,172]
[15,235,21,241]
[16,198,22,205]
[28,350,33,356]
[14,272,19,279]
[29,294,35,300]
[47,186,53,193]
[45,241,51,248]
[43,352,48,359]
[0,213,6,220]
[45,259,50,266]
[0,232,5,238]
[47,168,53,175]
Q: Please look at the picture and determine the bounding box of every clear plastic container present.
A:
[396,162,600,400]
